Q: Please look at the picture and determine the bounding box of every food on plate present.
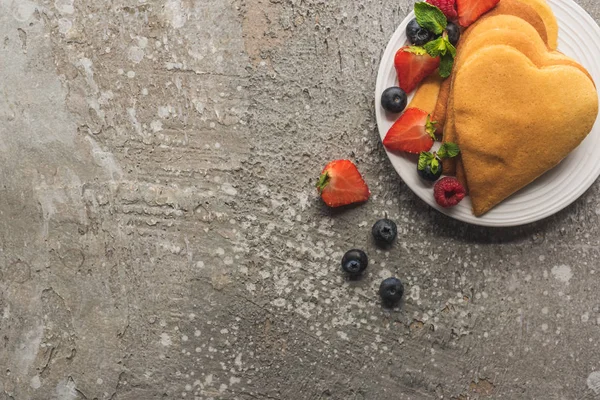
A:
[442,13,593,176]
[407,74,444,114]
[381,0,599,217]
[456,0,501,27]
[412,2,459,78]
[394,46,441,93]
[439,0,563,177]
[406,18,436,46]
[379,277,405,306]
[433,176,466,207]
[446,21,461,46]
[441,13,595,194]
[426,0,458,20]
[371,219,398,247]
[417,142,460,182]
[341,249,369,277]
[316,160,370,207]
[383,108,436,154]
[514,0,559,49]
[453,45,598,216]
[381,86,408,113]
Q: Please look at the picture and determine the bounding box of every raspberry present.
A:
[434,177,466,208]
[427,0,458,20]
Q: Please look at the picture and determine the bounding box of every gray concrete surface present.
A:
[1,0,600,399]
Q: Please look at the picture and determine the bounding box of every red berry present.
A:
[433,177,466,207]
[456,0,500,27]
[427,0,458,20]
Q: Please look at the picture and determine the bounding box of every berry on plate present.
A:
[445,21,461,46]
[418,153,443,181]
[426,0,457,20]
[379,277,404,306]
[433,176,466,207]
[383,108,436,154]
[417,142,460,182]
[394,46,441,93]
[456,0,500,27]
[381,86,408,113]
[341,249,368,277]
[372,219,398,247]
[406,18,436,46]
[316,160,370,207]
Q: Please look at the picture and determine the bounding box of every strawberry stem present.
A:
[316,172,330,192]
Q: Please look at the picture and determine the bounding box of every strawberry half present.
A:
[456,0,500,27]
[383,108,436,154]
[316,160,370,208]
[394,46,441,93]
[426,0,458,20]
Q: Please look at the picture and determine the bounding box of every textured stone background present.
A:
[1,0,600,399]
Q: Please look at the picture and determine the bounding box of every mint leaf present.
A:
[424,37,447,57]
[424,36,456,59]
[430,158,440,175]
[439,53,454,78]
[414,2,447,35]
[437,142,460,159]
[316,172,329,192]
[418,152,434,171]
[445,37,457,58]
[443,142,460,158]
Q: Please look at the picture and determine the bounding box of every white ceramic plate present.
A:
[375,0,600,227]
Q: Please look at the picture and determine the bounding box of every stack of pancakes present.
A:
[426,0,598,216]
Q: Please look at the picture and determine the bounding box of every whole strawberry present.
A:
[316,160,370,207]
[427,0,458,20]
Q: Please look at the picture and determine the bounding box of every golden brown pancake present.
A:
[407,73,444,114]
[460,0,548,47]
[515,0,559,49]
[458,25,592,80]
[442,15,594,180]
[453,45,598,216]
[432,79,451,136]
[436,0,549,154]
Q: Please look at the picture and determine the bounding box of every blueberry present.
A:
[341,249,368,277]
[417,161,443,182]
[371,219,397,247]
[446,22,460,46]
[379,277,404,306]
[406,18,435,46]
[381,87,407,114]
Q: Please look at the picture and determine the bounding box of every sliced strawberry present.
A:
[383,108,436,154]
[316,160,370,208]
[456,0,500,27]
[394,46,441,93]
[427,0,458,20]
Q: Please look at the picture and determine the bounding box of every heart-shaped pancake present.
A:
[441,14,593,179]
[442,15,594,179]
[433,0,548,138]
[453,45,598,216]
